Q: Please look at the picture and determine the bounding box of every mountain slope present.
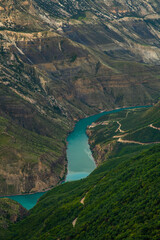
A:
[0,102,160,240]
[0,37,72,195]
[1,0,160,195]
[34,0,160,64]
[87,103,160,165]
[6,143,160,240]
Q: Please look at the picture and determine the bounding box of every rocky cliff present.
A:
[1,0,160,195]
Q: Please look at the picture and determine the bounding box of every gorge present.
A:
[2,102,160,239]
[4,106,151,210]
[1,0,160,239]
[1,0,160,197]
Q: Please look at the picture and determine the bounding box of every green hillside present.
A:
[88,103,160,165]
[0,114,67,196]
[0,80,72,196]
[121,102,160,131]
[0,104,158,239]
[4,143,160,240]
[1,0,160,238]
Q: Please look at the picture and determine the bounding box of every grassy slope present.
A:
[121,103,160,143]
[0,113,67,195]
[86,104,160,170]
[0,115,64,167]
[0,30,76,195]
[121,103,160,131]
[5,143,160,240]
[0,81,69,195]
[90,103,160,148]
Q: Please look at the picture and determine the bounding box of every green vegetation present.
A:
[0,116,64,164]
[70,54,77,62]
[0,82,70,195]
[120,103,160,131]
[3,143,160,240]
[154,122,160,128]
[90,104,160,149]
[0,198,27,240]
[1,0,160,238]
[0,113,67,195]
[124,127,160,143]
[86,105,160,172]
[0,104,159,239]
[72,11,87,21]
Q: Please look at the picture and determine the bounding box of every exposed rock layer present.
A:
[1,0,160,195]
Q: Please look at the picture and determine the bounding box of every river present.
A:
[4,106,150,209]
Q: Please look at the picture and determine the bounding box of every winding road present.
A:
[113,122,160,145]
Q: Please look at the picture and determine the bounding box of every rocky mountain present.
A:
[1,0,160,195]
[33,0,160,64]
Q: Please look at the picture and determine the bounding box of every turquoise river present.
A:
[4,106,150,209]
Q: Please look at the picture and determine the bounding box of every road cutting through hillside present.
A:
[117,138,151,145]
[114,123,160,145]
[115,121,125,133]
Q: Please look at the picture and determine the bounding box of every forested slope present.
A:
[6,144,160,240]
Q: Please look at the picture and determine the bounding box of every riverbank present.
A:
[2,104,152,209]
[86,104,153,166]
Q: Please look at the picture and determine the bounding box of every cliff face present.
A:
[1,0,160,195]
[34,0,160,64]
[0,36,71,195]
[1,0,160,114]
[2,29,160,112]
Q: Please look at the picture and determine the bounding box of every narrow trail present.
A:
[71,174,109,228]
[72,192,88,227]
[117,138,150,145]
[149,124,160,131]
[80,193,88,205]
[115,121,125,133]
[114,135,160,145]
[72,121,160,228]
[113,134,127,139]
[114,122,160,145]
[58,41,62,52]
[72,218,78,227]
[125,111,129,118]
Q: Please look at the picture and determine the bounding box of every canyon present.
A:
[1,1,160,239]
[0,0,160,195]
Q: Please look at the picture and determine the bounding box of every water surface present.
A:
[66,108,124,181]
[6,192,45,210]
[3,106,151,209]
